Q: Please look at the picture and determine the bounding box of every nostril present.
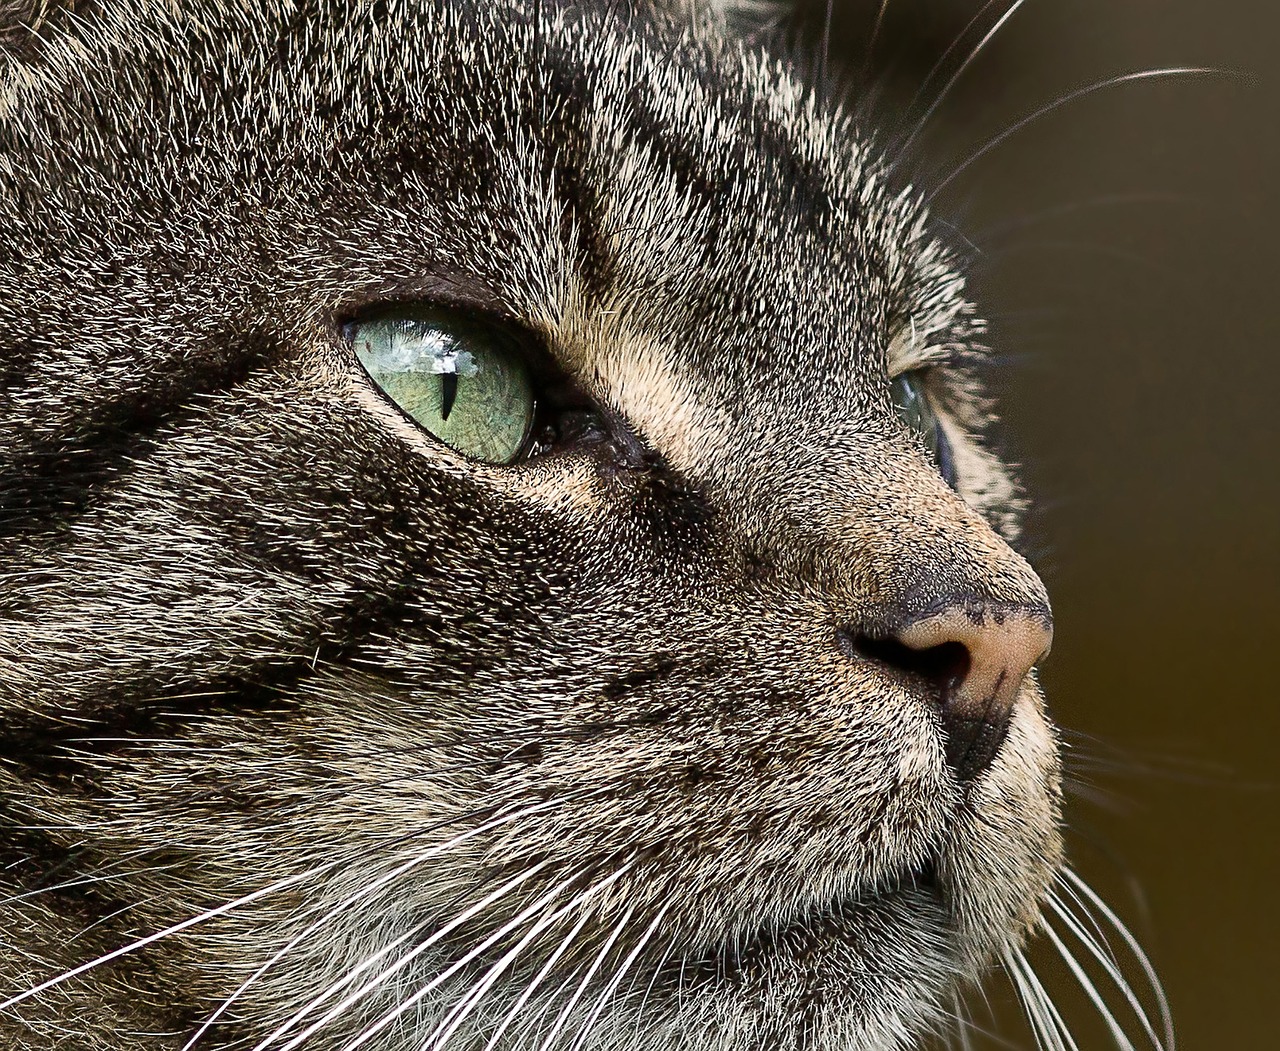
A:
[836,630,970,695]
[835,622,1031,784]
[892,606,1052,783]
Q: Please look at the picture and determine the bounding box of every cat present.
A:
[0,1,1156,1049]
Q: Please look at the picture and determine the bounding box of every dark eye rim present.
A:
[340,299,609,465]
[934,415,957,489]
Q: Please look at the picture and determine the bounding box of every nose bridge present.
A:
[870,494,1050,628]
[778,448,1050,624]
[754,445,1054,783]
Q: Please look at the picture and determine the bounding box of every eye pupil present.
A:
[440,371,459,421]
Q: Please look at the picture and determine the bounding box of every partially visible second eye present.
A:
[350,310,535,464]
[890,371,957,487]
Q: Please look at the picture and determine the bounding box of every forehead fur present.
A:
[0,0,974,403]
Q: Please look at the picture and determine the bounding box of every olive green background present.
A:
[788,1,1276,1047]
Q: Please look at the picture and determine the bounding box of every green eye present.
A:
[890,371,956,486]
[351,309,535,464]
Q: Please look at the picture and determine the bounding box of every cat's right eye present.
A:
[350,309,536,465]
[890,370,957,487]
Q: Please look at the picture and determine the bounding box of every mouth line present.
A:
[663,857,943,990]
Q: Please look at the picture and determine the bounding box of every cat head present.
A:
[0,2,1060,1048]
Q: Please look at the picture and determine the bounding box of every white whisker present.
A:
[1041,911,1140,1051]
[517,964,589,1050]
[566,899,672,1051]
[1,859,179,908]
[269,859,557,1051]
[859,0,892,83]
[191,801,550,1049]
[1059,870,1174,1050]
[952,991,976,1051]
[1003,950,1048,1051]
[535,902,636,1051]
[480,896,600,1051]
[903,0,1030,153]
[633,933,676,1030]
[1006,947,1071,1051]
[0,861,335,1014]
[341,861,636,1051]
[1018,948,1080,1051]
[420,867,623,1050]
[928,68,1221,200]
[248,796,590,1051]
[905,0,1003,119]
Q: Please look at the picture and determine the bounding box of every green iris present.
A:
[351,309,534,464]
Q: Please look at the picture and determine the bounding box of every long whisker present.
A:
[1058,870,1174,1049]
[631,932,677,1038]
[944,998,1024,1051]
[1049,892,1145,1015]
[339,862,637,1051]
[972,192,1197,247]
[536,902,636,1051]
[951,990,976,1051]
[480,893,601,1050]
[247,793,596,1050]
[902,0,1030,153]
[1041,910,1140,1051]
[0,856,181,908]
[859,0,891,84]
[186,800,553,1049]
[517,964,589,1051]
[904,0,1003,119]
[1053,881,1122,970]
[1018,948,1081,1051]
[267,860,555,1051]
[345,873,579,1051]
[567,899,672,1051]
[418,868,627,1050]
[0,861,336,1014]
[419,900,577,1049]
[819,0,835,88]
[928,68,1220,200]
[68,898,156,945]
[1003,949,1051,1051]
[1008,947,1073,1051]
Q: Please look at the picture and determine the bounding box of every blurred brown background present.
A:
[784,1,1277,1047]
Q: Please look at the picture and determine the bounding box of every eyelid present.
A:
[887,324,988,377]
[889,347,957,378]
[331,272,518,330]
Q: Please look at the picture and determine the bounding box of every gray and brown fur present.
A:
[0,1,1062,1049]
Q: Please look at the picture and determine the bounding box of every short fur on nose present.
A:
[896,605,1053,782]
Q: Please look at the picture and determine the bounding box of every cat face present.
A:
[0,2,1060,1048]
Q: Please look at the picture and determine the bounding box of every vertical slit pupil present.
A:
[440,371,459,420]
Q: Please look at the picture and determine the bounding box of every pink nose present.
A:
[895,605,1054,781]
